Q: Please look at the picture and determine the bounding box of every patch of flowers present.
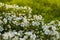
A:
[0,2,60,40]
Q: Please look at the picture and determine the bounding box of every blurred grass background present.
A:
[0,0,60,23]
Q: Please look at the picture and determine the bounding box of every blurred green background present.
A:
[0,0,60,23]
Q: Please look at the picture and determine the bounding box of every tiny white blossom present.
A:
[32,21,40,26]
[58,21,60,26]
[8,16,12,21]
[19,38,26,40]
[8,31,15,38]
[30,34,36,40]
[25,31,33,36]
[12,36,19,40]
[2,32,9,40]
[18,31,23,37]
[52,26,57,31]
[48,20,55,25]
[21,17,29,27]
[0,2,4,7]
[44,30,53,35]
[0,26,4,32]
[3,18,7,24]
[7,25,11,28]
[33,15,42,20]
[5,4,14,9]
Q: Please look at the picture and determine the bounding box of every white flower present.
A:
[13,4,20,9]
[3,18,7,24]
[21,21,29,27]
[42,24,58,35]
[14,17,22,21]
[7,25,11,28]
[24,6,27,9]
[55,31,60,39]
[5,4,14,9]
[25,31,33,36]
[52,26,57,31]
[42,24,49,31]
[24,36,28,39]
[30,34,36,40]
[44,29,53,35]
[44,30,50,35]
[0,2,4,7]
[12,36,19,40]
[19,38,26,40]
[21,17,29,27]
[58,21,60,26]
[52,31,58,35]
[32,21,40,26]
[12,21,17,24]
[12,30,18,35]
[12,21,20,26]
[2,32,8,40]
[48,20,55,25]
[14,32,18,35]
[0,26,4,32]
[8,16,12,21]
[8,31,15,38]
[33,15,42,20]
[18,31,23,37]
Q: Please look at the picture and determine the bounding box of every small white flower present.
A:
[8,31,15,38]
[58,21,60,26]
[19,38,26,40]
[7,25,11,28]
[32,21,40,26]
[21,17,29,27]
[33,15,42,20]
[24,36,28,39]
[13,4,20,9]
[5,4,14,9]
[52,26,56,31]
[0,2,4,7]
[18,31,23,37]
[12,21,20,26]
[14,17,22,21]
[21,21,29,27]
[56,32,60,39]
[30,34,36,40]
[12,36,19,40]
[3,18,7,24]
[8,16,12,21]
[2,32,8,40]
[42,24,58,36]
[48,20,55,25]
[25,31,33,36]
[44,30,50,35]
[0,26,4,32]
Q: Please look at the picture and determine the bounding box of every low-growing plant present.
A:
[0,2,60,40]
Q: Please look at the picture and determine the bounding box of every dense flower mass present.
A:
[0,2,60,40]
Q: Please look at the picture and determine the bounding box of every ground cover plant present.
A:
[0,2,60,40]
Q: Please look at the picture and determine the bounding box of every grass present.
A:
[0,0,60,23]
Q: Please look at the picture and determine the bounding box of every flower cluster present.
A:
[0,2,60,40]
